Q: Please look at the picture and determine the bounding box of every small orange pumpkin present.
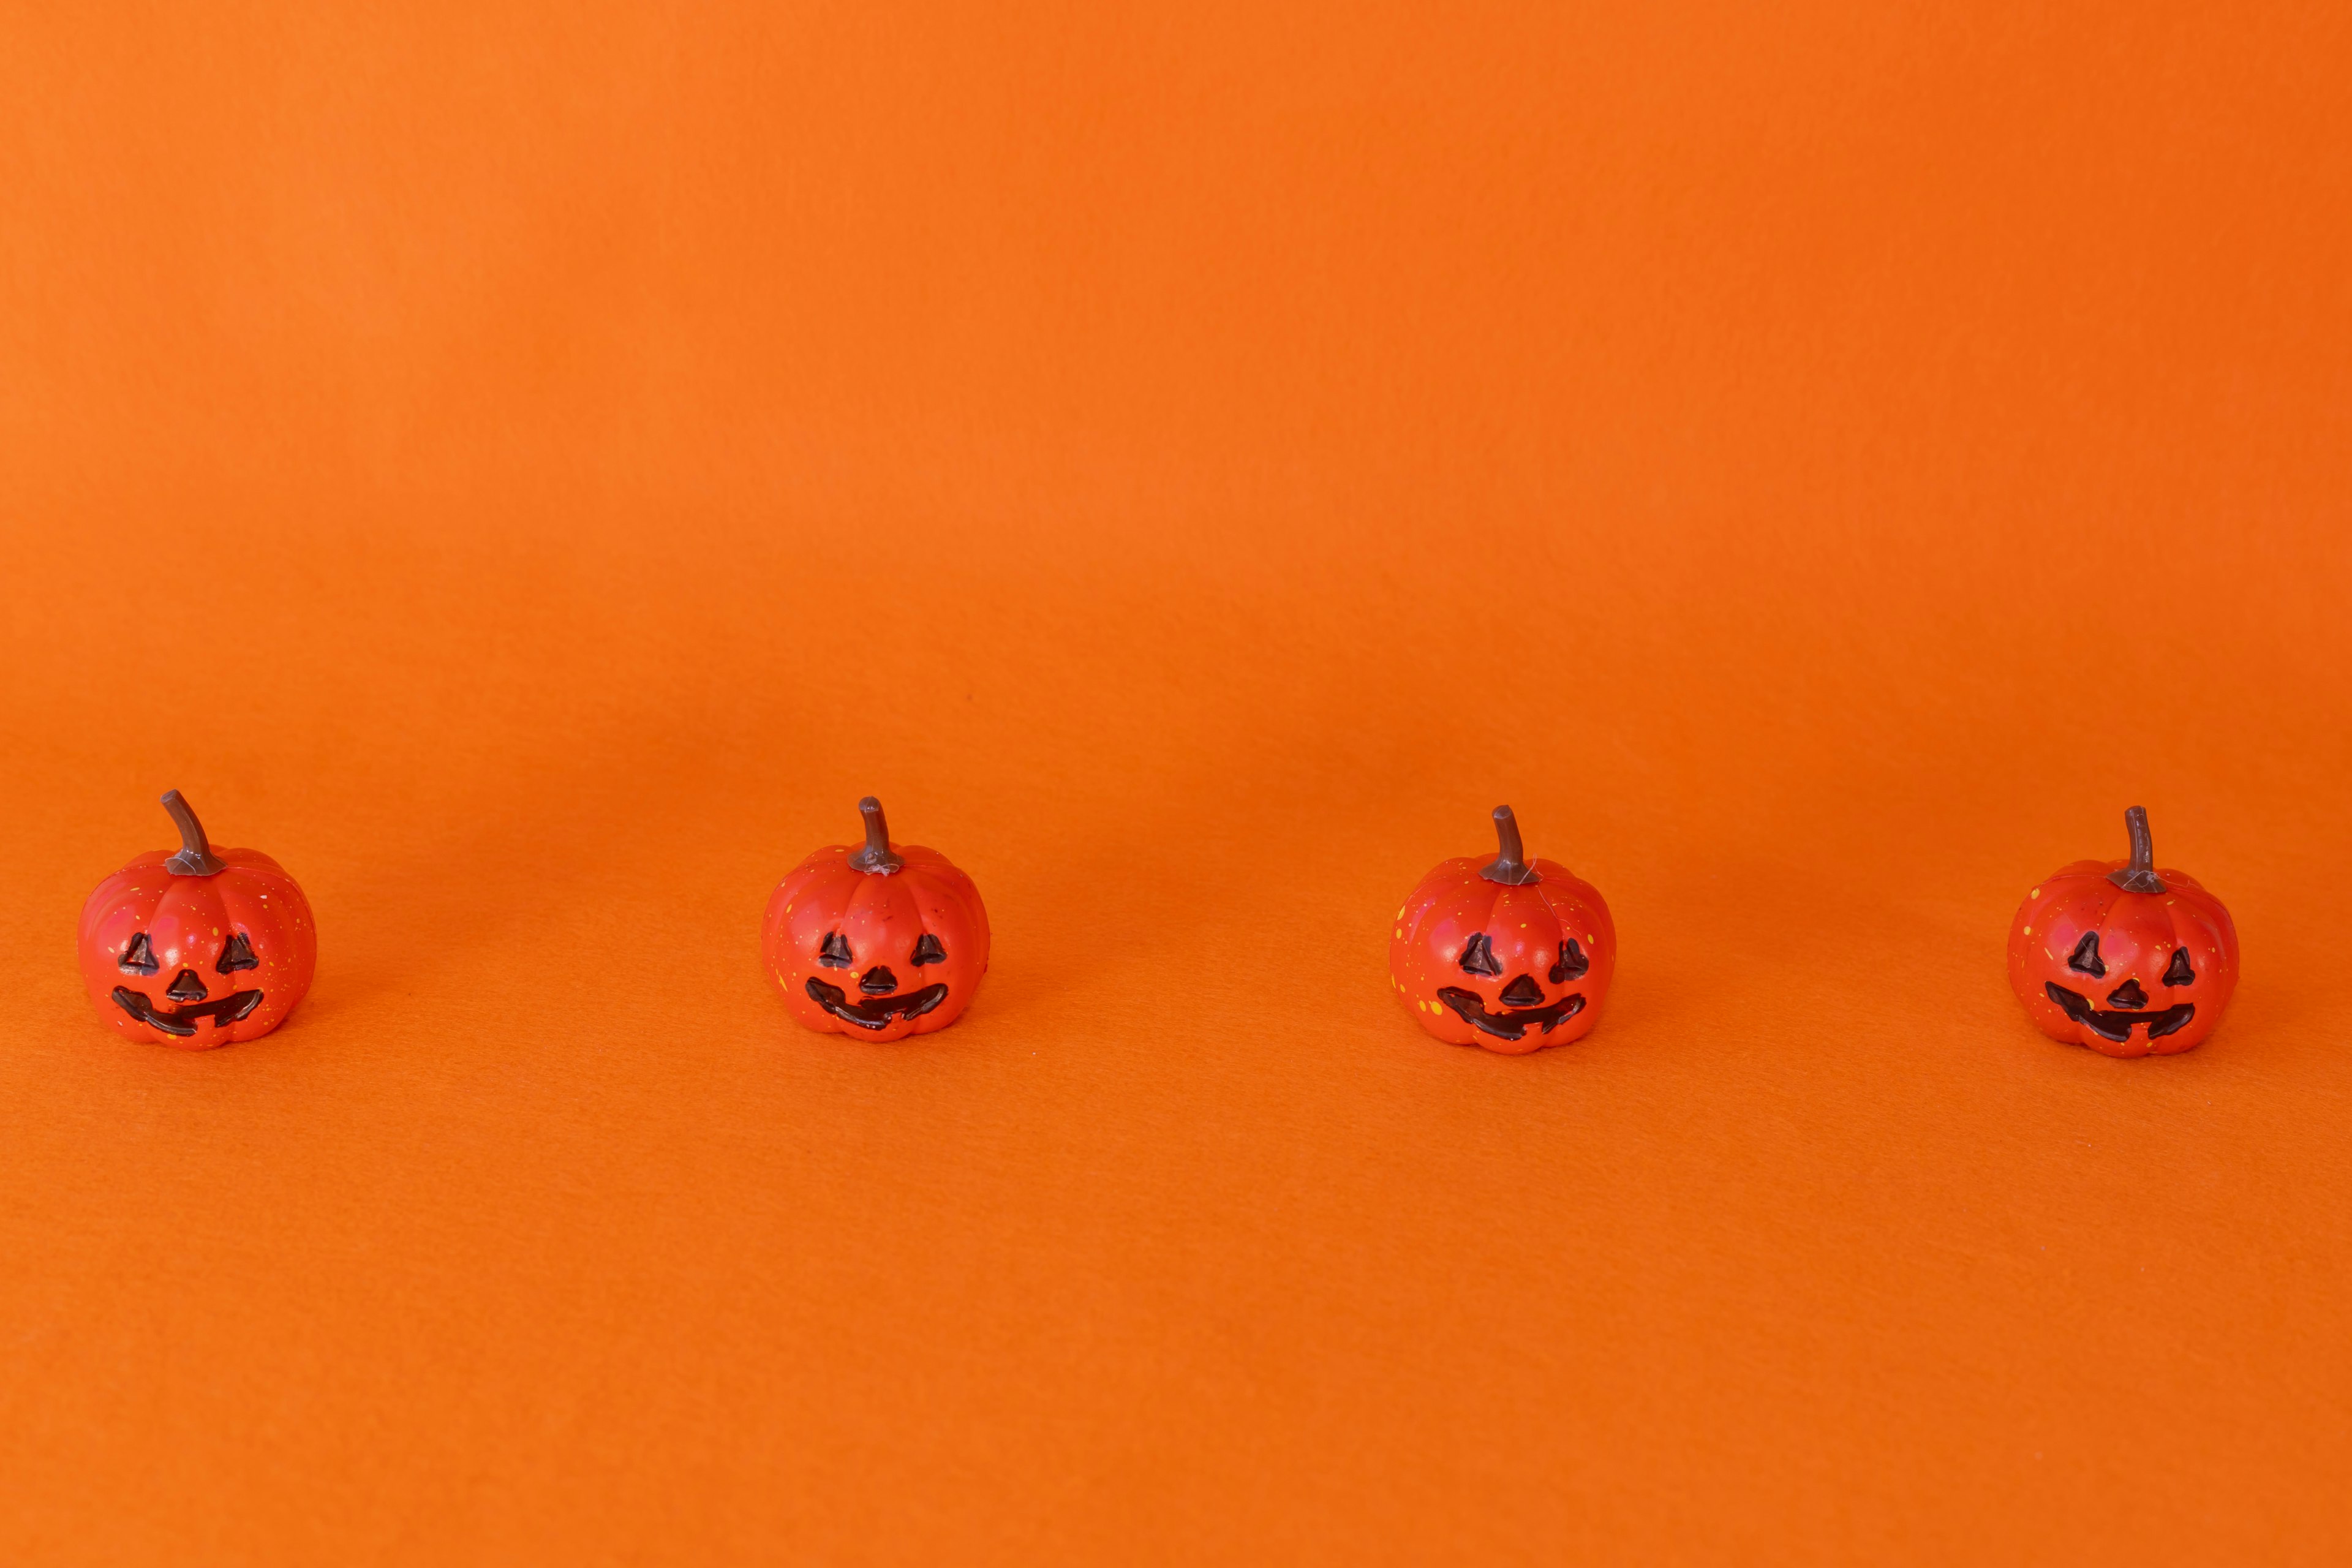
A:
[2007,806,2237,1057]
[1390,805,1615,1054]
[762,797,989,1041]
[77,791,318,1049]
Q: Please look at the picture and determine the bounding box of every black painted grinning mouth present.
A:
[1434,986,1586,1043]
[805,976,950,1031]
[2045,982,2194,1044]
[111,986,263,1038]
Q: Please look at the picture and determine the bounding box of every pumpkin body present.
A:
[1390,810,1615,1054]
[78,843,317,1049]
[763,804,988,1042]
[2007,857,2237,1057]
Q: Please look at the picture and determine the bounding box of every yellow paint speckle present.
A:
[2023,926,2032,936]
[2030,888,2040,898]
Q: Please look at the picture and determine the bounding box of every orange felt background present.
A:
[2,1,2349,1562]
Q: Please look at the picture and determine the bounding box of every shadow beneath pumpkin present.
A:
[926,804,1242,1048]
[295,693,772,1038]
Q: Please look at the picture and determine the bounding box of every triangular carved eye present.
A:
[2163,947,2195,987]
[1458,933,1502,976]
[217,932,258,974]
[818,931,854,968]
[118,932,159,975]
[1548,938,1589,985]
[911,933,947,967]
[2067,932,2107,979]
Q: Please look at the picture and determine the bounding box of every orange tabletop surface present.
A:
[3,3,2348,1562]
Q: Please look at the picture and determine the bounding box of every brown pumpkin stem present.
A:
[1478,805,1542,886]
[848,795,904,875]
[160,790,228,877]
[2108,805,2166,894]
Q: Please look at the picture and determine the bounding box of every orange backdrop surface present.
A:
[3,2,2349,1562]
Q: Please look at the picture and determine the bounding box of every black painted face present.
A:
[1436,937,1590,1042]
[111,931,264,1038]
[805,928,952,1031]
[2043,935,2198,1044]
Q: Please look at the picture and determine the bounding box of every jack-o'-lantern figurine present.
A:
[77,791,318,1049]
[2007,806,2238,1057]
[762,797,989,1041]
[1390,805,1616,1054]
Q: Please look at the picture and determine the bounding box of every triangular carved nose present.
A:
[2107,979,2148,1009]
[859,966,899,995]
[165,969,209,1003]
[1498,974,1544,1008]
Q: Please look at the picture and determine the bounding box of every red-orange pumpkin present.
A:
[2007,806,2237,1057]
[762,797,989,1041]
[1390,805,1615,1054]
[77,791,318,1049]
